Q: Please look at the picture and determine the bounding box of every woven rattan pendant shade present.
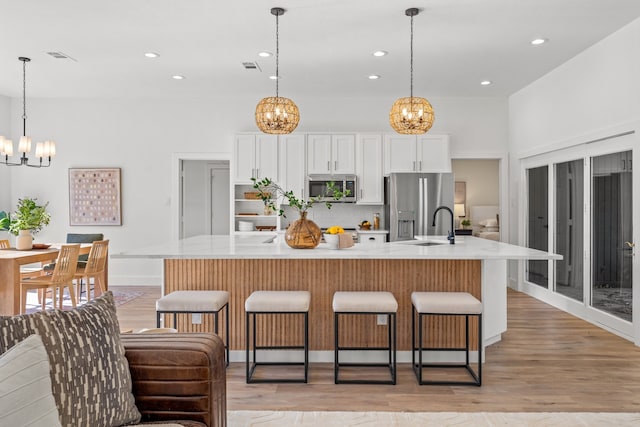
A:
[256,96,300,134]
[389,97,434,134]
[389,8,434,135]
[255,7,299,135]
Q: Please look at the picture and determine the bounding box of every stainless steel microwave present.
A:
[306,174,357,202]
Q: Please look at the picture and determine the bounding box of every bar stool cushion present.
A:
[412,292,482,315]
[156,290,229,312]
[332,291,398,313]
[245,291,310,312]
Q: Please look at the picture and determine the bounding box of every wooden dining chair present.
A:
[20,244,80,313]
[74,239,109,303]
[0,239,9,249]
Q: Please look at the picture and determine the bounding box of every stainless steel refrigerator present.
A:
[384,173,454,241]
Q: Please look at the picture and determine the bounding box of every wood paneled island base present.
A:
[163,258,482,352]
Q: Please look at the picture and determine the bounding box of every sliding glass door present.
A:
[591,151,633,321]
[523,139,635,339]
[527,166,549,288]
[555,160,584,302]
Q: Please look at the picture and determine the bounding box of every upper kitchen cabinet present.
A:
[307,134,356,174]
[234,134,279,183]
[356,134,384,204]
[384,134,451,174]
[279,134,306,201]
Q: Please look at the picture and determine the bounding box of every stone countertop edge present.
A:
[111,234,562,261]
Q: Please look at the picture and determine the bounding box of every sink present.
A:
[414,241,446,246]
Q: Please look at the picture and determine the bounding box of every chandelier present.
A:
[255,7,300,134]
[389,8,435,135]
[0,57,56,167]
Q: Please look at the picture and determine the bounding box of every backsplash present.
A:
[280,204,385,230]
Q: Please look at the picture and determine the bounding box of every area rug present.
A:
[24,288,144,313]
[227,411,640,426]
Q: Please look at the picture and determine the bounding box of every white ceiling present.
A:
[1,0,639,100]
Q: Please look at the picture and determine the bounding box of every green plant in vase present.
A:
[461,219,471,229]
[1,198,51,250]
[251,177,351,249]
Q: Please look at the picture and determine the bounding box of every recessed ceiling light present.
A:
[480,80,492,86]
[368,75,381,80]
[372,50,388,57]
[258,51,273,57]
[144,52,159,58]
[172,75,185,80]
[531,38,547,45]
[269,75,280,80]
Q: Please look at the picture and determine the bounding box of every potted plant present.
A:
[461,219,471,229]
[0,198,51,250]
[251,177,350,249]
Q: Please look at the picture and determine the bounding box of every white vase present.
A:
[324,233,340,250]
[16,230,33,251]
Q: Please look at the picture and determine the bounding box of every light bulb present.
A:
[35,142,43,158]
[18,136,31,153]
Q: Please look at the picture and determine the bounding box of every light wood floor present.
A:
[115,286,640,412]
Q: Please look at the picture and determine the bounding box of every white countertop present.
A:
[112,234,561,261]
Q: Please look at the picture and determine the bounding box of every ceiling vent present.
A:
[242,61,261,71]
[46,51,77,61]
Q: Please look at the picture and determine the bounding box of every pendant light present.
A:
[0,57,56,167]
[255,7,300,134]
[389,8,434,135]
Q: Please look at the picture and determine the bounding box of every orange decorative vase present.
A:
[285,211,321,249]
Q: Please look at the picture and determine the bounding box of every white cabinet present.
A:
[307,134,356,174]
[356,134,383,204]
[234,134,279,183]
[384,134,451,174]
[279,134,306,201]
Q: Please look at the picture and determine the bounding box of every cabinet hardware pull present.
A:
[413,161,416,171]
[334,160,337,170]
[327,161,330,171]
[419,161,422,171]
[622,159,626,170]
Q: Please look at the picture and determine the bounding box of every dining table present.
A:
[0,244,97,316]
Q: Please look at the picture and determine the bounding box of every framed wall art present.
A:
[69,168,122,226]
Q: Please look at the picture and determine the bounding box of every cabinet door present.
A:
[255,135,279,180]
[307,134,332,174]
[384,134,417,174]
[280,134,306,200]
[356,134,383,204]
[332,134,356,174]
[234,135,256,182]
[417,134,451,172]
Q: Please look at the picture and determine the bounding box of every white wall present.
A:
[451,159,500,210]
[508,18,640,292]
[0,95,11,215]
[4,94,507,284]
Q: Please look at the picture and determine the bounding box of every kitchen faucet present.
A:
[432,206,455,244]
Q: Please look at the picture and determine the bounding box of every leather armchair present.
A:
[121,333,227,427]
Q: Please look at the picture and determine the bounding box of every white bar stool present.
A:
[411,291,483,386]
[156,290,230,366]
[333,291,397,385]
[245,290,310,383]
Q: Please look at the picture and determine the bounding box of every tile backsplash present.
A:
[280,203,385,230]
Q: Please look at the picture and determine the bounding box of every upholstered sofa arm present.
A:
[121,333,226,427]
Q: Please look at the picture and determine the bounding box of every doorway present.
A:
[180,160,230,238]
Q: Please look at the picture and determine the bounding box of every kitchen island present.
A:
[113,234,560,362]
